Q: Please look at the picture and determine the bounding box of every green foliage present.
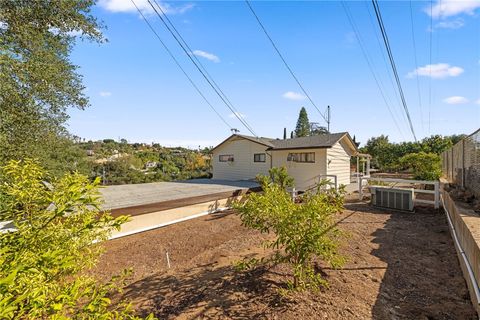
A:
[310,125,329,135]
[360,134,459,172]
[234,170,345,290]
[398,152,441,181]
[294,107,310,138]
[256,166,294,190]
[421,135,453,154]
[85,141,212,185]
[0,0,105,175]
[0,159,151,319]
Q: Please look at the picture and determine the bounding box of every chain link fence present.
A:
[441,129,480,198]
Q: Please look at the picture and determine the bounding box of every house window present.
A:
[254,153,266,162]
[287,152,315,163]
[219,154,234,162]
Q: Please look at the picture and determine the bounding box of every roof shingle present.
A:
[212,132,356,152]
[268,132,348,150]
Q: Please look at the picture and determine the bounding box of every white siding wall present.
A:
[271,148,327,190]
[326,140,352,186]
[212,138,270,180]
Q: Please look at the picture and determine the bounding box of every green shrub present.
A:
[256,166,294,190]
[0,159,154,319]
[234,170,345,290]
[398,152,441,181]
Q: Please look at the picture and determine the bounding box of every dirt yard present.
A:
[94,203,476,319]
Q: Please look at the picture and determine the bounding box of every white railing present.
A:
[358,177,440,209]
[305,174,338,192]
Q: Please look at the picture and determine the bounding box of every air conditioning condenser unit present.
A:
[370,186,414,212]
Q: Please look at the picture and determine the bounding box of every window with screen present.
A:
[287,152,315,163]
[254,153,266,162]
[219,154,234,162]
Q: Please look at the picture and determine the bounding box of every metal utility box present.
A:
[370,186,414,212]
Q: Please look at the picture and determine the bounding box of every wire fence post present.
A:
[358,176,363,200]
[434,181,440,209]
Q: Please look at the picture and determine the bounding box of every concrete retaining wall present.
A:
[442,190,480,315]
[109,197,238,239]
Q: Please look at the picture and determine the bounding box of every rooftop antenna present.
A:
[231,128,240,134]
[327,105,331,133]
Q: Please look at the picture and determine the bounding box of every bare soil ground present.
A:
[94,203,476,319]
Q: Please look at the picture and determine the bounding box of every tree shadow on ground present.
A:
[121,264,291,319]
[344,203,476,319]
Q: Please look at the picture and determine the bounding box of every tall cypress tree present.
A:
[295,107,310,137]
[283,128,287,139]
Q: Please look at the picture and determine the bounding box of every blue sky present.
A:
[68,0,480,147]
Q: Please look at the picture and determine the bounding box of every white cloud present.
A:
[99,91,112,97]
[435,18,465,29]
[98,0,194,15]
[443,96,469,104]
[228,112,246,119]
[407,63,464,79]
[427,0,480,19]
[282,91,306,101]
[191,50,220,63]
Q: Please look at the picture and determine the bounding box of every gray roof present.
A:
[212,132,357,152]
[268,132,349,150]
[235,134,276,148]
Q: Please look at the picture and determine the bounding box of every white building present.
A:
[211,132,358,190]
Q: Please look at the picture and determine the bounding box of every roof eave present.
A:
[268,146,332,151]
[210,134,273,153]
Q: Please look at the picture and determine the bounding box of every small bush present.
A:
[234,169,345,290]
[398,152,441,181]
[0,159,154,319]
[256,166,294,190]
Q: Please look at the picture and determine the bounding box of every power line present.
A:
[429,0,433,134]
[129,0,232,130]
[364,1,404,122]
[150,0,249,134]
[409,0,424,132]
[371,0,417,141]
[146,0,258,137]
[341,2,404,139]
[244,0,329,125]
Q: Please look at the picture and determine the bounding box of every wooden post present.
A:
[451,150,454,182]
[358,176,363,200]
[462,139,466,188]
[434,181,440,209]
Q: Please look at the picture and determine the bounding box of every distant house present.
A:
[145,161,158,169]
[211,132,358,190]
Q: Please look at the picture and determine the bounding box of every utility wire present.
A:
[146,0,258,136]
[409,0,424,131]
[364,1,404,121]
[129,0,232,130]
[244,0,329,124]
[150,0,253,135]
[429,0,433,134]
[341,2,404,139]
[372,0,417,141]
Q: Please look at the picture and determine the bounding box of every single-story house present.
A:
[211,132,359,190]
